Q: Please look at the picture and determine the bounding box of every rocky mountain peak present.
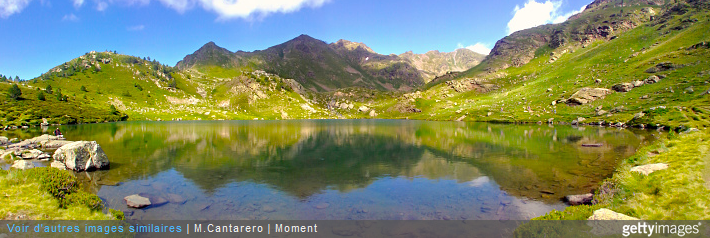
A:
[333,39,375,53]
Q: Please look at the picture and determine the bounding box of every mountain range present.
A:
[176,35,485,92]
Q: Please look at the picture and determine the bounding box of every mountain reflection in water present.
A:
[31,120,656,220]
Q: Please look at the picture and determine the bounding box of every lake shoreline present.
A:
[534,129,710,220]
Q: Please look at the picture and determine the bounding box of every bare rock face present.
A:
[124,195,151,208]
[567,88,612,105]
[52,141,109,172]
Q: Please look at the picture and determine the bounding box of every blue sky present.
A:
[0,0,591,79]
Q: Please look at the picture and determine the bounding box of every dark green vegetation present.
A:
[0,82,127,127]
[0,167,115,219]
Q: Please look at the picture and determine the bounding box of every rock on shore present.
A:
[53,141,110,172]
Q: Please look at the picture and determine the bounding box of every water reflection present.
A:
[6,120,657,219]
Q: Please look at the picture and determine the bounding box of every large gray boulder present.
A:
[52,141,110,171]
[611,83,634,92]
[0,136,8,145]
[567,88,612,105]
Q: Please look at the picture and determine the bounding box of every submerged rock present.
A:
[124,195,151,208]
[53,141,109,172]
[139,193,168,206]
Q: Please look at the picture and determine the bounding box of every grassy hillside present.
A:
[370,0,710,131]
[0,82,126,127]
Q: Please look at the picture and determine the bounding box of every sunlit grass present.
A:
[0,169,113,220]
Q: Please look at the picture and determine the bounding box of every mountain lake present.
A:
[1,120,660,220]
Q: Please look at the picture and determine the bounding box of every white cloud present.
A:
[66,0,329,20]
[96,1,108,11]
[457,42,491,55]
[73,0,84,8]
[0,0,32,18]
[507,0,586,35]
[552,5,585,23]
[62,13,79,21]
[127,24,145,31]
[198,0,330,20]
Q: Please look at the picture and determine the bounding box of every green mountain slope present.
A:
[380,0,710,130]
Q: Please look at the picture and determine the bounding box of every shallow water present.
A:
[2,120,659,220]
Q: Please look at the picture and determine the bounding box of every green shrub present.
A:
[22,167,106,211]
[109,209,125,220]
[62,191,103,210]
[24,167,78,198]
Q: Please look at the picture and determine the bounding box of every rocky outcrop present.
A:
[124,194,151,208]
[398,48,485,81]
[7,134,67,149]
[611,83,634,92]
[645,62,681,73]
[446,78,499,93]
[565,193,594,205]
[644,75,661,84]
[567,88,612,105]
[369,110,377,117]
[52,141,110,172]
[41,140,74,149]
[630,163,668,175]
[588,208,639,220]
[18,149,51,160]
